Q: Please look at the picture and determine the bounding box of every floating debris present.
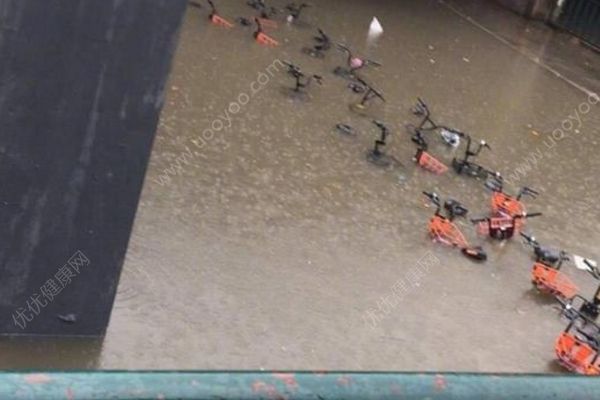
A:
[336,123,354,135]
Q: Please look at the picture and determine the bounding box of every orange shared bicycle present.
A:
[555,315,600,375]
[423,191,487,261]
[521,232,578,300]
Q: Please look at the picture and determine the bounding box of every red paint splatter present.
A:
[434,374,447,392]
[336,376,352,387]
[273,373,298,389]
[24,374,52,385]
[252,381,286,400]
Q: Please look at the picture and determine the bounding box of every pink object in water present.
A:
[350,57,364,69]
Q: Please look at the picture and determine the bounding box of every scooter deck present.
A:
[415,150,448,174]
[255,32,279,46]
[429,216,468,248]
[491,192,524,217]
[555,332,600,375]
[210,14,234,28]
[532,262,578,300]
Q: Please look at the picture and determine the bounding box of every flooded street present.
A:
[2,0,600,372]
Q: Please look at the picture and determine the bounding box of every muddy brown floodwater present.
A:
[1,0,599,372]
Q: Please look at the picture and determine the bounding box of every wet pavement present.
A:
[2,0,600,372]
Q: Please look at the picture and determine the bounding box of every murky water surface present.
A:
[2,0,599,372]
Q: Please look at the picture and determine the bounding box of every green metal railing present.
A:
[2,371,600,399]
[551,0,600,49]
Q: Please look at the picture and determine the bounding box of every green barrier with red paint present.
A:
[3,371,600,399]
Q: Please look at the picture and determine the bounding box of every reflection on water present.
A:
[0,337,102,369]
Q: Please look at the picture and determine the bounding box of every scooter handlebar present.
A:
[521,186,539,198]
[365,59,382,67]
[415,97,429,115]
[520,232,534,241]
[336,43,351,54]
[524,212,542,219]
[373,120,387,130]
[422,191,440,206]
[470,217,487,224]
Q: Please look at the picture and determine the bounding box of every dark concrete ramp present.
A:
[0,0,186,336]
